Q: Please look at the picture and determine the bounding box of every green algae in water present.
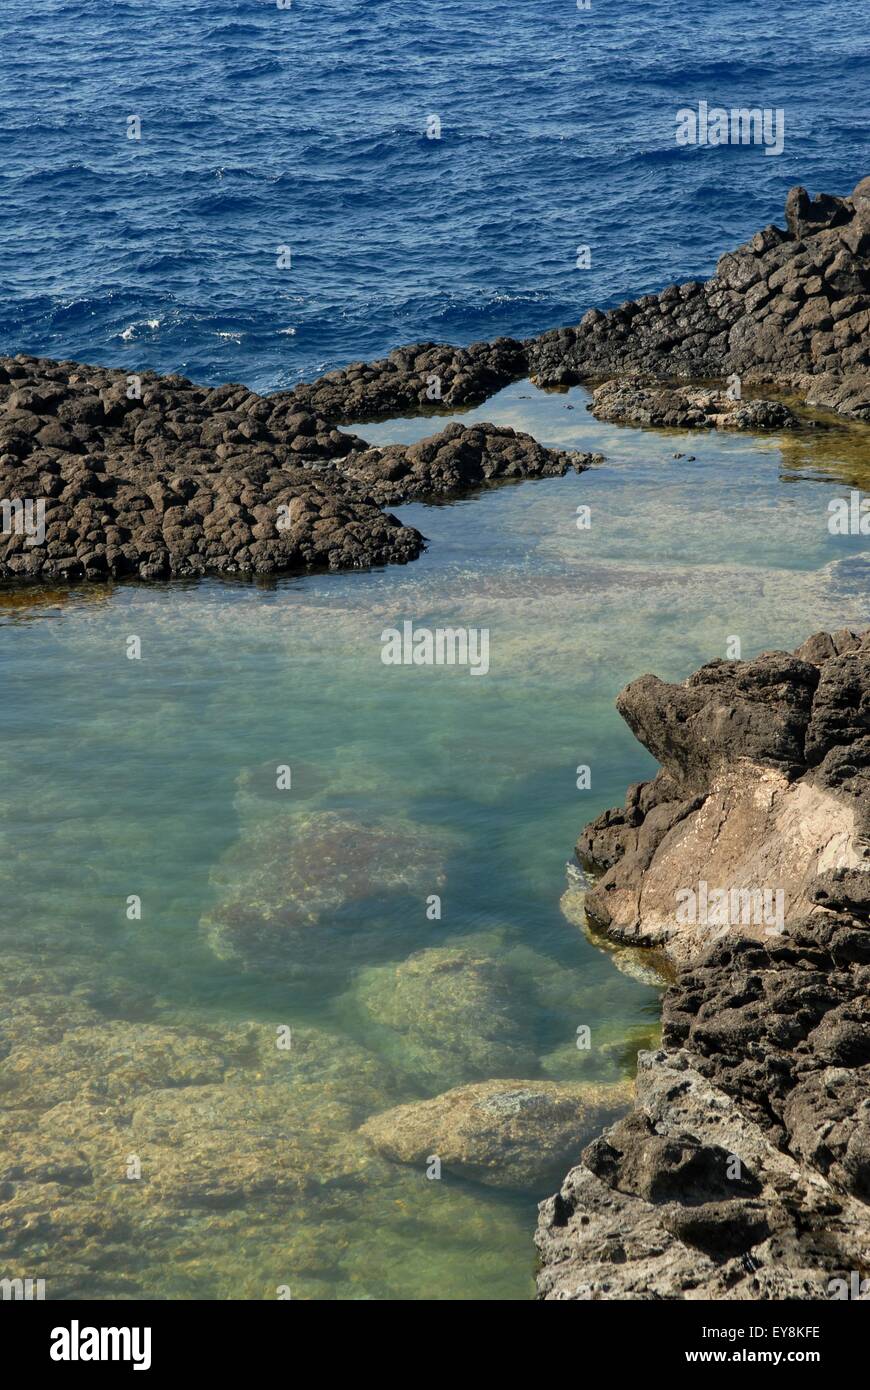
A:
[0,382,867,1299]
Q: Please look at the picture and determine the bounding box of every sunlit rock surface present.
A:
[537,631,870,1300]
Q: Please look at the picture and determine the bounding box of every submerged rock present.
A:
[360,1076,633,1190]
[0,1020,232,1111]
[127,1082,380,1207]
[0,1009,408,1294]
[201,811,449,975]
[351,946,539,1088]
[233,759,332,815]
[588,378,801,431]
[539,1022,662,1084]
[559,885,672,988]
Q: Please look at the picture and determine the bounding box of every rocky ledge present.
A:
[2,178,867,586]
[530,178,870,421]
[340,422,598,506]
[537,630,870,1299]
[0,356,594,583]
[285,178,869,425]
[285,337,529,424]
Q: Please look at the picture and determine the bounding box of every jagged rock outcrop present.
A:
[529,178,870,420]
[537,630,870,1299]
[577,630,870,962]
[537,1044,870,1299]
[284,337,529,423]
[340,422,599,505]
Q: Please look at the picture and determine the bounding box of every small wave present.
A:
[20,162,104,188]
[226,60,286,81]
[118,319,161,341]
[637,145,692,165]
[203,22,271,41]
[658,59,781,85]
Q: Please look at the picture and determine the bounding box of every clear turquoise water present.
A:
[0,384,867,1299]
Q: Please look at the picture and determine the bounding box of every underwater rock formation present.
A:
[201,810,450,976]
[360,1076,633,1191]
[0,949,472,1300]
[352,946,539,1089]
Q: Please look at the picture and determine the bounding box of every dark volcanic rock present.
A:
[339,422,600,505]
[528,178,870,420]
[0,358,588,585]
[615,650,822,789]
[0,355,422,583]
[282,337,528,424]
[537,1045,870,1300]
[538,630,870,1299]
[576,635,870,954]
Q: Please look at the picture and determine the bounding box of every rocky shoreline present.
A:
[2,178,867,584]
[0,364,597,583]
[536,630,870,1299]
[2,180,869,1302]
[530,179,870,421]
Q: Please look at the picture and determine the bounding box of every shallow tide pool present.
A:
[0,382,867,1299]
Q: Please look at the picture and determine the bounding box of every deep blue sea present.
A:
[0,0,866,394]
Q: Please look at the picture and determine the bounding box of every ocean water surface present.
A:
[0,0,867,389]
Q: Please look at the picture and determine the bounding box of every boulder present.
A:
[352,946,539,1088]
[202,811,449,975]
[360,1076,633,1190]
